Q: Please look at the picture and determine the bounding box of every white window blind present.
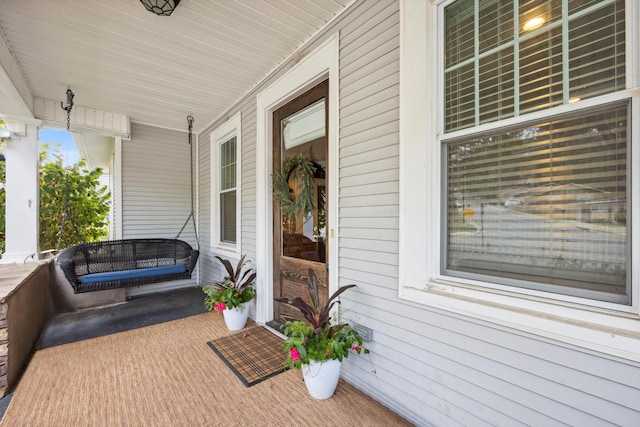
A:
[443,0,629,303]
[446,102,628,302]
[445,0,626,131]
[220,136,236,243]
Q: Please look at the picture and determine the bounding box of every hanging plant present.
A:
[273,154,318,219]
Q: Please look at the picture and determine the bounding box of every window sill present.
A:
[400,279,640,364]
[211,244,240,259]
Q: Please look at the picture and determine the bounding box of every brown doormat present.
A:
[207,326,288,387]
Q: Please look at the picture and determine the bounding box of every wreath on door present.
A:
[273,154,318,219]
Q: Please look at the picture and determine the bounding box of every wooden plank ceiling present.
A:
[0,0,350,133]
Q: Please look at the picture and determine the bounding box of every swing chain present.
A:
[56,167,82,251]
[176,115,199,249]
[187,115,195,215]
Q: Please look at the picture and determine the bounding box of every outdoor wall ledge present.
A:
[0,261,52,396]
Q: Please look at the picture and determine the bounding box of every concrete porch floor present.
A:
[0,286,207,420]
[37,286,207,349]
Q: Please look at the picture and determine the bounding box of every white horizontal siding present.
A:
[239,96,258,258]
[337,1,412,422]
[122,124,195,237]
[195,124,218,284]
[340,167,398,186]
[341,278,638,425]
[340,118,399,147]
[341,145,399,170]
[121,123,198,295]
[197,96,261,293]
[341,85,399,118]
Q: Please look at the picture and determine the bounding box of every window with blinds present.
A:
[445,0,626,131]
[219,136,237,244]
[443,0,629,303]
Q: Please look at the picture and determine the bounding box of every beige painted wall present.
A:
[3,262,52,395]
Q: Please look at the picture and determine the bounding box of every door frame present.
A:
[256,33,339,325]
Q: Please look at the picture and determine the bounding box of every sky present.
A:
[39,128,80,166]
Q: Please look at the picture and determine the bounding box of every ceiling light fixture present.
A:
[140,0,181,16]
[523,16,545,32]
[60,87,74,131]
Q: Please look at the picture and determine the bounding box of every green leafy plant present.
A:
[0,138,109,258]
[0,129,5,255]
[39,154,109,250]
[275,268,367,369]
[203,255,256,311]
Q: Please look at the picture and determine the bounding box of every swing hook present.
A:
[60,87,74,131]
[187,115,194,133]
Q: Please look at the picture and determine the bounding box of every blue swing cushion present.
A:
[80,264,187,284]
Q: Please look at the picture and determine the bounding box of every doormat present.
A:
[207,326,288,387]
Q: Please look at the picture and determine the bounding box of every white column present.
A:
[113,137,123,240]
[2,123,40,263]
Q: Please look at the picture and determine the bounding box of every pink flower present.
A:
[290,348,300,361]
[352,344,360,352]
[326,349,331,355]
[214,302,226,311]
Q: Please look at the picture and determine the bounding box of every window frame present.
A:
[210,112,241,255]
[399,0,640,362]
[442,99,632,304]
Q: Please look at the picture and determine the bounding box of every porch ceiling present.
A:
[0,0,350,133]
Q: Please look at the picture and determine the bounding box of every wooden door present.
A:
[273,80,328,323]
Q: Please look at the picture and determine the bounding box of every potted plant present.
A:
[276,268,368,399]
[203,255,256,330]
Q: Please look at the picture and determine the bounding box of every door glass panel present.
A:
[282,99,325,149]
[280,99,327,263]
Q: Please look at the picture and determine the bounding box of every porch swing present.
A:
[58,116,200,293]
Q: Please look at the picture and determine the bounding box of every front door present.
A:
[272,80,329,323]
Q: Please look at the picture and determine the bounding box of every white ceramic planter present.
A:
[301,359,342,400]
[222,302,250,330]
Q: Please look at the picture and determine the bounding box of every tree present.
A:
[38,148,110,251]
[0,133,110,256]
[0,121,7,254]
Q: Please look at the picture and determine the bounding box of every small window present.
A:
[211,112,241,252]
[219,136,237,243]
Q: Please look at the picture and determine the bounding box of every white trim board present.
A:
[210,112,242,257]
[255,33,340,324]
